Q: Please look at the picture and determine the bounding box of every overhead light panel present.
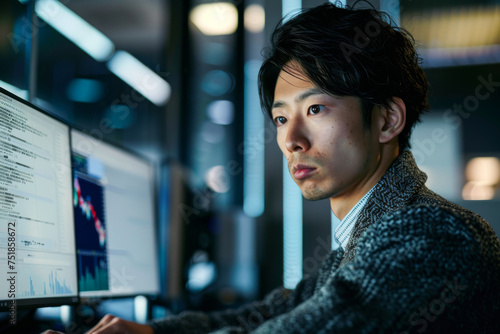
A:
[35,0,114,61]
[462,157,500,200]
[244,4,265,33]
[403,5,500,49]
[190,2,238,36]
[207,100,234,125]
[107,51,171,106]
[465,157,500,186]
[205,165,230,193]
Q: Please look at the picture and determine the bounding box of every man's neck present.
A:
[330,148,399,220]
[330,181,378,220]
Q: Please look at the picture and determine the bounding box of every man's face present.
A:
[272,63,381,203]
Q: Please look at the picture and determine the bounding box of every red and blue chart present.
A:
[73,175,109,292]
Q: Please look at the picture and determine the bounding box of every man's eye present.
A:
[308,105,325,115]
[274,116,287,125]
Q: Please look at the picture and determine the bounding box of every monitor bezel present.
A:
[0,86,80,311]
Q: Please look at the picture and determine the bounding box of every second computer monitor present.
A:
[71,129,159,299]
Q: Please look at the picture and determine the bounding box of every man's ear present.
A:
[376,97,406,144]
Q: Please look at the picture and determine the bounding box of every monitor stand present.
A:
[60,301,100,333]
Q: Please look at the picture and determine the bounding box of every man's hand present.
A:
[42,314,155,334]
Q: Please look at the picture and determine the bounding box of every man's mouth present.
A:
[293,164,317,180]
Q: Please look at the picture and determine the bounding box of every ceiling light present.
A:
[462,181,495,200]
[107,51,171,106]
[35,0,114,61]
[403,6,500,49]
[205,165,230,193]
[190,2,238,36]
[244,4,265,33]
[465,157,500,185]
[207,100,234,125]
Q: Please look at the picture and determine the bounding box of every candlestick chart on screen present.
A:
[73,173,109,292]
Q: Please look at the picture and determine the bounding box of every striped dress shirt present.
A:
[332,186,375,250]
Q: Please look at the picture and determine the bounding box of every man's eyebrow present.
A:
[296,88,325,102]
[271,101,285,110]
[272,88,326,111]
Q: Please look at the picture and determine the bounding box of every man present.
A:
[46,3,500,334]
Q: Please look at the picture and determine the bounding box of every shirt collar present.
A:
[332,186,375,250]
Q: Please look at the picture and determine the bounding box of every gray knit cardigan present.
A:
[150,151,500,333]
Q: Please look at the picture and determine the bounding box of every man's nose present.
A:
[285,117,310,153]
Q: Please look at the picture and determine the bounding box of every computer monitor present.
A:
[0,87,79,310]
[71,129,159,299]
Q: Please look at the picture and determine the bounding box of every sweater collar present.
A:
[342,150,428,257]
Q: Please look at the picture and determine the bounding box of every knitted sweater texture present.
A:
[150,151,500,333]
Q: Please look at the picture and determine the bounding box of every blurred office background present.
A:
[0,0,499,323]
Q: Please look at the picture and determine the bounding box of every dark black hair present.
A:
[258,3,429,152]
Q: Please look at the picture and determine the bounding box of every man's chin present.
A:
[301,189,330,201]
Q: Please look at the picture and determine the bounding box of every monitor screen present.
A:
[0,88,78,310]
[71,129,159,299]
